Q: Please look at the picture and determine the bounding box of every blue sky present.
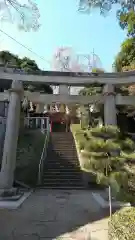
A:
[0,0,126,72]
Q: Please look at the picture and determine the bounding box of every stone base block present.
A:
[92,192,131,208]
[0,191,32,209]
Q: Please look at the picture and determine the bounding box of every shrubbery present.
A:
[108,207,135,240]
[71,124,135,201]
[90,125,119,139]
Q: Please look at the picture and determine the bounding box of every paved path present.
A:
[0,190,109,239]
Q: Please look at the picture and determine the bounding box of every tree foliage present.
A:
[118,10,135,37]
[79,0,135,37]
[0,50,39,70]
[79,68,104,96]
[0,50,52,93]
[113,38,135,72]
[75,126,131,193]
[0,0,40,31]
[79,84,102,96]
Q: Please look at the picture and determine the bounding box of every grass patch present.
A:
[108,207,135,240]
[15,128,45,187]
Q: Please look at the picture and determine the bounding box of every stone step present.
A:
[42,181,84,186]
[44,171,81,175]
[51,138,75,140]
[46,158,78,160]
[47,148,77,151]
[51,147,76,150]
[44,164,80,167]
[50,151,77,154]
[41,132,83,188]
[51,147,77,150]
[47,152,77,155]
[46,160,78,163]
[44,169,81,173]
[42,185,84,189]
[44,162,80,166]
[44,167,80,171]
[43,173,82,178]
[44,165,80,169]
[39,186,85,189]
[51,141,74,144]
[51,134,73,137]
[47,149,78,153]
[46,156,78,159]
[44,164,80,168]
[43,177,82,181]
[44,160,79,163]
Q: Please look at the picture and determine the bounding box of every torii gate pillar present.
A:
[103,84,117,126]
[0,80,23,191]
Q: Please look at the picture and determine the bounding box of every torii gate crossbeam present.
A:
[1,66,135,86]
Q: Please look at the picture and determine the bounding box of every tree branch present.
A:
[0,0,40,31]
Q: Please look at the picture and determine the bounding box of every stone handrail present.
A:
[37,130,50,185]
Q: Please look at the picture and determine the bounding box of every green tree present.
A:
[113,37,135,130]
[0,51,17,65]
[0,50,52,94]
[0,0,40,31]
[80,126,130,198]
[118,9,135,37]
[20,57,39,72]
[79,68,104,96]
[113,38,135,72]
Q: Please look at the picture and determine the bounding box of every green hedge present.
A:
[108,207,135,240]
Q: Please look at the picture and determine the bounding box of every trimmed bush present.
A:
[90,125,119,139]
[110,171,129,190]
[120,138,135,151]
[72,124,135,202]
[108,207,135,240]
[85,138,120,152]
[78,141,86,150]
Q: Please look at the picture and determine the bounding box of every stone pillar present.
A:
[0,102,7,163]
[103,84,117,125]
[0,80,23,190]
[46,117,49,131]
[36,103,45,113]
[59,85,69,115]
[59,85,69,95]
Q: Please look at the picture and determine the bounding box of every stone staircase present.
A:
[42,132,84,189]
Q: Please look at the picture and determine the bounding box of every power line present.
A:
[0,28,51,66]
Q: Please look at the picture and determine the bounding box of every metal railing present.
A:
[24,117,49,132]
[0,116,6,125]
[37,130,50,185]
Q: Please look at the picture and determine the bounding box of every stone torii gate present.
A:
[0,65,135,192]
